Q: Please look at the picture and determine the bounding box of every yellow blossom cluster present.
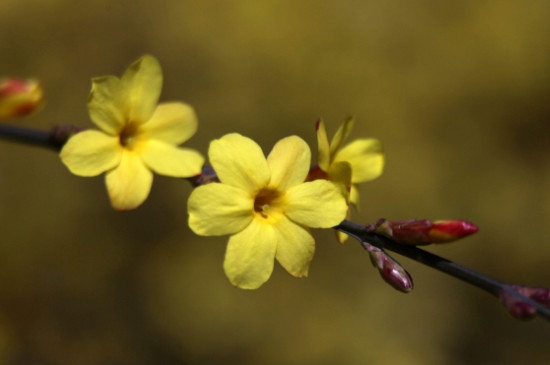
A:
[58,55,385,288]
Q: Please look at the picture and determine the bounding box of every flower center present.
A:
[254,188,283,220]
[119,122,140,149]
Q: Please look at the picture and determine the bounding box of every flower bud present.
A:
[427,220,479,243]
[499,285,550,320]
[371,218,478,245]
[0,78,44,119]
[363,241,413,292]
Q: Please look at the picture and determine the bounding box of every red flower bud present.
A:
[427,220,479,243]
[499,285,550,320]
[363,241,413,293]
[0,78,44,119]
[372,218,478,245]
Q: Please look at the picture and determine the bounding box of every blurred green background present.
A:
[1,0,549,364]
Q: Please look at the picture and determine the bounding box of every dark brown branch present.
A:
[335,219,550,321]
[0,124,78,151]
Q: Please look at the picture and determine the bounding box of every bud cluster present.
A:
[499,285,550,320]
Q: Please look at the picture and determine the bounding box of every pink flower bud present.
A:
[0,78,44,119]
[372,218,478,245]
[363,241,413,292]
[499,285,550,320]
[427,220,479,243]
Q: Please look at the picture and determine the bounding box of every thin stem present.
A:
[1,129,547,320]
[0,124,71,151]
[335,219,550,321]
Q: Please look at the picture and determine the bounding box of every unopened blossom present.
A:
[362,241,413,293]
[0,78,43,119]
[370,218,479,245]
[314,116,384,242]
[60,55,204,210]
[188,133,347,289]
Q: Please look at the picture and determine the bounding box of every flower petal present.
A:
[59,130,121,176]
[223,218,277,289]
[209,133,270,193]
[349,184,360,208]
[105,151,153,210]
[316,119,331,171]
[140,102,198,145]
[140,139,204,177]
[274,216,315,278]
[121,55,163,124]
[333,138,384,183]
[87,76,125,134]
[329,116,354,156]
[284,180,347,228]
[188,183,254,236]
[267,135,310,191]
[328,161,352,204]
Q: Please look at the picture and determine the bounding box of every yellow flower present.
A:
[316,116,384,207]
[60,55,204,210]
[316,116,384,242]
[188,133,347,289]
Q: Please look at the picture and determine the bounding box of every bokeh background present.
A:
[0,0,549,364]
